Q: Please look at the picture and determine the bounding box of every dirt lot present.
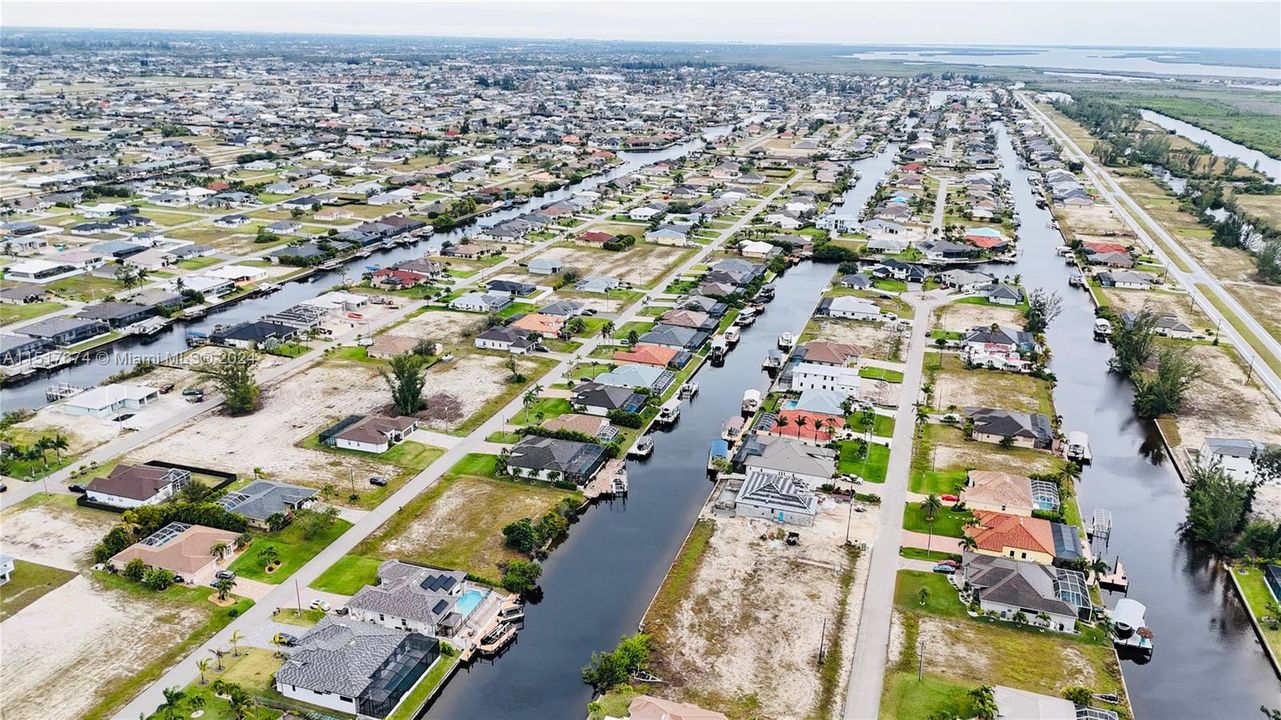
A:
[129,361,401,490]
[420,352,546,431]
[0,576,205,720]
[813,319,902,361]
[1099,288,1208,332]
[392,309,488,348]
[1226,282,1281,342]
[1058,203,1132,238]
[933,302,1025,334]
[930,433,1062,478]
[1,496,116,570]
[539,244,693,287]
[930,355,1052,417]
[647,500,878,719]
[1173,345,1281,456]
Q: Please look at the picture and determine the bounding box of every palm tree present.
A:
[960,533,979,553]
[921,494,944,552]
[214,576,236,602]
[521,385,543,424]
[257,545,280,569]
[233,532,252,551]
[813,418,826,441]
[775,415,790,434]
[210,649,226,673]
[187,694,206,712]
[49,433,69,462]
[160,687,185,720]
[229,629,244,657]
[209,542,231,564]
[795,416,808,439]
[1088,557,1110,579]
[196,657,212,685]
[32,436,54,470]
[600,321,615,340]
[969,685,998,720]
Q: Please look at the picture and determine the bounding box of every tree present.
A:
[1184,461,1251,552]
[198,350,260,414]
[626,329,640,347]
[123,557,148,582]
[1109,309,1158,377]
[209,542,230,563]
[214,575,237,602]
[502,517,539,554]
[521,385,543,424]
[1063,686,1094,706]
[535,510,569,545]
[615,633,652,674]
[600,321,615,340]
[504,355,525,383]
[1258,240,1281,284]
[381,352,427,415]
[918,585,931,607]
[1023,289,1063,334]
[500,558,542,594]
[143,567,175,590]
[922,494,944,552]
[196,658,211,685]
[969,685,998,720]
[295,506,339,541]
[230,629,244,657]
[1133,346,1203,418]
[210,648,226,672]
[258,545,281,569]
[234,531,252,551]
[160,687,186,720]
[49,433,69,462]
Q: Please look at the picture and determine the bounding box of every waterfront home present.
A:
[992,685,1117,720]
[964,407,1053,449]
[736,435,837,490]
[216,480,317,527]
[62,383,160,418]
[86,463,191,509]
[450,291,513,313]
[965,511,1081,565]
[963,470,1048,516]
[1087,250,1135,269]
[474,325,537,354]
[1097,270,1157,290]
[962,554,1091,632]
[871,259,926,283]
[986,284,1025,306]
[109,522,239,585]
[962,227,1010,252]
[657,309,715,331]
[823,296,885,322]
[370,268,433,289]
[1119,311,1194,340]
[739,240,781,259]
[347,560,472,636]
[211,320,299,349]
[839,273,874,290]
[275,617,440,718]
[595,363,675,394]
[542,413,620,443]
[613,344,683,368]
[734,467,818,526]
[790,362,861,398]
[638,324,710,351]
[765,409,846,443]
[571,381,647,416]
[507,435,609,484]
[1200,437,1277,485]
[961,325,1034,355]
[798,340,861,366]
[321,415,419,454]
[937,269,995,293]
[74,301,155,329]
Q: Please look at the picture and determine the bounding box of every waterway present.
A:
[831,142,899,220]
[423,260,834,719]
[991,121,1281,717]
[0,126,737,412]
[1139,109,1281,182]
[841,47,1281,81]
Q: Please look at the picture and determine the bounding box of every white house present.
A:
[85,464,190,509]
[645,227,690,246]
[1201,438,1273,484]
[0,553,15,586]
[827,296,885,322]
[629,206,663,222]
[61,384,160,418]
[3,258,84,284]
[790,362,861,398]
[739,240,779,259]
[326,415,418,454]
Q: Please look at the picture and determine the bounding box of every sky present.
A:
[4,0,1280,49]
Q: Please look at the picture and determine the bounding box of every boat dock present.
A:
[45,382,86,402]
[584,459,628,499]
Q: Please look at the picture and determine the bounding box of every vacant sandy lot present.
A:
[130,361,400,489]
[1099,288,1207,332]
[1,498,115,570]
[1174,345,1281,455]
[421,352,545,431]
[540,244,693,287]
[649,500,877,719]
[932,438,1061,477]
[394,309,488,347]
[0,576,204,720]
[933,302,1025,334]
[932,361,1049,416]
[1059,204,1131,237]
[1227,282,1281,342]
[815,319,901,361]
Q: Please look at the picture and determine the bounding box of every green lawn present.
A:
[0,559,77,621]
[836,440,890,482]
[880,672,975,720]
[227,519,353,583]
[176,255,223,271]
[569,362,615,380]
[860,366,905,383]
[872,414,896,438]
[899,547,962,564]
[518,396,573,424]
[485,430,524,444]
[311,554,384,595]
[902,503,972,538]
[295,437,446,507]
[1234,565,1281,659]
[386,655,461,720]
[0,301,65,326]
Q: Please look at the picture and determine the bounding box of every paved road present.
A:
[115,169,801,720]
[843,290,947,720]
[1017,93,1281,401]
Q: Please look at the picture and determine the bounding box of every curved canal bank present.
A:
[1139,109,1281,183]
[994,121,1281,717]
[422,260,834,719]
[1,126,736,412]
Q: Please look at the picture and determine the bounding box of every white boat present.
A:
[724,327,741,344]
[762,348,783,370]
[1065,431,1092,463]
[741,388,762,414]
[721,415,745,442]
[777,332,795,350]
[1111,598,1154,658]
[1093,318,1112,342]
[710,337,728,361]
[733,310,755,327]
[656,398,681,424]
[680,381,699,397]
[628,435,654,458]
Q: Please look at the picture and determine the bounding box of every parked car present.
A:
[932,563,957,575]
[215,570,236,581]
[940,413,961,424]
[0,482,7,493]
[181,387,205,396]
[369,476,388,486]
[582,308,597,316]
[310,599,332,612]
[68,483,87,493]
[158,383,175,394]
[938,559,961,568]
[173,575,185,585]
[941,494,959,503]
[273,632,299,646]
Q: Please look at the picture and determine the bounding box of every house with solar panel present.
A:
[275,616,441,718]
[961,552,1092,633]
[733,467,818,526]
[346,560,491,640]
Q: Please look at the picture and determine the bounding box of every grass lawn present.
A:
[612,320,654,340]
[641,518,713,633]
[0,300,65,326]
[1233,565,1281,658]
[296,438,446,508]
[176,255,223,271]
[227,518,353,583]
[880,672,975,720]
[485,430,524,444]
[47,273,126,302]
[931,352,1054,417]
[311,554,385,595]
[386,654,461,720]
[0,559,77,621]
[860,366,904,383]
[902,503,971,538]
[147,648,288,720]
[872,414,896,438]
[836,440,890,482]
[517,396,573,424]
[899,547,962,564]
[569,362,615,380]
[910,423,1061,493]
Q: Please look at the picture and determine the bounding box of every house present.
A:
[213,320,298,349]
[871,259,926,283]
[572,381,646,416]
[629,205,664,222]
[576,276,621,294]
[645,226,690,246]
[577,230,615,246]
[1087,251,1135,269]
[61,383,160,418]
[965,407,1053,449]
[527,257,564,275]
[965,511,1081,564]
[657,309,714,331]
[734,467,818,526]
[486,279,537,297]
[216,480,317,527]
[370,268,433,289]
[840,273,874,290]
[347,560,476,637]
[767,409,845,443]
[507,435,609,484]
[962,554,1091,632]
[963,470,1038,516]
[595,363,675,394]
[937,269,995,293]
[1119,311,1194,340]
[0,334,51,365]
[613,344,682,368]
[0,554,12,586]
[275,616,440,718]
[475,325,538,354]
[825,296,885,322]
[539,300,585,317]
[510,313,564,339]
[368,334,422,360]
[1200,438,1277,485]
[543,413,619,443]
[798,340,861,366]
[986,284,1025,306]
[638,324,709,351]
[626,695,728,720]
[4,258,83,284]
[75,301,155,328]
[322,415,419,454]
[962,325,1034,355]
[1097,270,1157,290]
[739,240,780,259]
[790,362,861,398]
[109,522,240,584]
[86,463,191,509]
[450,292,512,313]
[991,685,1117,720]
[738,435,837,489]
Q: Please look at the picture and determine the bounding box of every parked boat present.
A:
[762,348,783,370]
[710,337,728,362]
[258,282,282,294]
[1068,272,1085,288]
[741,388,762,414]
[777,332,795,350]
[180,306,207,320]
[128,317,169,336]
[628,435,654,458]
[724,327,741,345]
[1065,431,1092,464]
[1111,598,1154,659]
[1093,318,1112,342]
[477,621,518,656]
[656,398,681,425]
[721,414,745,442]
[707,438,730,472]
[757,283,776,301]
[733,310,755,327]
[680,381,699,397]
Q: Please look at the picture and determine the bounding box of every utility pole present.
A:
[818,618,827,665]
[294,578,302,616]
[917,636,925,681]
[1245,354,1255,384]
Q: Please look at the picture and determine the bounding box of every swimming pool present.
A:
[455,589,486,616]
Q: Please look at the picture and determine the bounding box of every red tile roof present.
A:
[966,511,1055,556]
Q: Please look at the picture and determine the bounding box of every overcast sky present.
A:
[5,1,1280,49]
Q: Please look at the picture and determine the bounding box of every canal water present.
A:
[424,260,835,719]
[1,127,735,411]
[831,142,899,222]
[992,121,1281,717]
[1139,109,1281,183]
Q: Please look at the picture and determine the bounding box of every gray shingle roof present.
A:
[276,617,412,698]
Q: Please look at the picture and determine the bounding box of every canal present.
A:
[831,142,899,223]
[992,121,1281,717]
[1,126,736,412]
[1139,109,1281,183]
[424,260,835,719]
